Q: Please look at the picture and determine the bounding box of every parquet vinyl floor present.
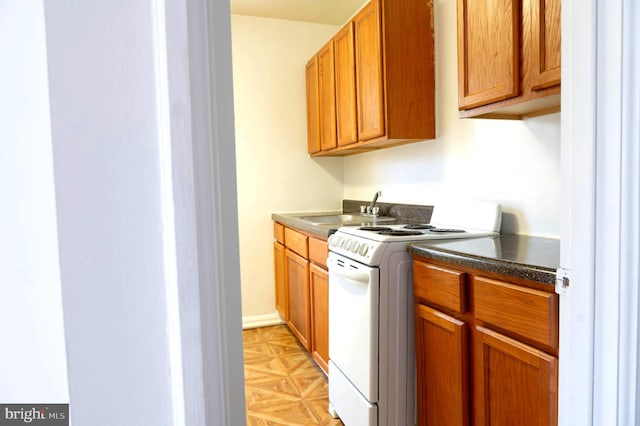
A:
[243,325,343,426]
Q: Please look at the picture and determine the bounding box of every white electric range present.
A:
[327,201,502,426]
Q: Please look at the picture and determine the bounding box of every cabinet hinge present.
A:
[555,268,571,295]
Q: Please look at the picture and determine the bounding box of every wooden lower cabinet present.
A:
[415,304,469,426]
[310,263,329,373]
[286,248,311,351]
[473,326,558,426]
[274,222,329,372]
[274,241,287,321]
[413,258,558,426]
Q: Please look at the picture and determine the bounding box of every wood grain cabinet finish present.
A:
[414,261,468,314]
[354,0,385,142]
[474,326,558,426]
[286,248,311,351]
[305,57,320,154]
[273,223,330,372]
[309,237,329,373]
[310,263,329,373]
[413,258,558,425]
[306,0,435,156]
[274,223,287,321]
[474,276,559,350]
[457,0,520,110]
[308,237,328,268]
[274,240,287,321]
[415,304,470,426]
[334,22,358,146]
[273,222,285,245]
[457,0,561,119]
[284,227,308,258]
[530,0,561,90]
[318,41,337,151]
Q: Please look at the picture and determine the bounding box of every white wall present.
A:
[231,15,344,322]
[0,0,69,403]
[344,0,561,238]
[43,1,181,423]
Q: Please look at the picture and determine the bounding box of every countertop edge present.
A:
[271,212,341,238]
[408,242,557,286]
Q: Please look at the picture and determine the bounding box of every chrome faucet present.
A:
[368,191,382,216]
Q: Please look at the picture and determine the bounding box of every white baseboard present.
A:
[242,312,285,330]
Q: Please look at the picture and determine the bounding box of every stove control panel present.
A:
[328,233,381,264]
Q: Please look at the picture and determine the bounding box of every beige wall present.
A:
[231,15,344,324]
[232,0,561,323]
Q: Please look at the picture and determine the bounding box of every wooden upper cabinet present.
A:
[530,0,561,90]
[457,0,520,110]
[354,1,385,141]
[334,23,358,146]
[306,0,435,156]
[305,57,320,153]
[457,0,561,119]
[318,41,337,151]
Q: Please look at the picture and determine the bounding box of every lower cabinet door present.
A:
[415,304,470,426]
[286,249,311,350]
[310,263,329,373]
[473,326,558,426]
[274,241,287,321]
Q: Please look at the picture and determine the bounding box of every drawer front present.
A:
[474,276,558,349]
[284,227,309,258]
[274,222,285,244]
[413,261,467,313]
[308,237,328,268]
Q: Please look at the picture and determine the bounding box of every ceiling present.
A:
[230,0,366,26]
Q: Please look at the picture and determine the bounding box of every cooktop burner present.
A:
[427,228,467,233]
[377,230,424,236]
[403,224,435,230]
[358,226,393,231]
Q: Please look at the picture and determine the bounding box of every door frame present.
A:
[560,0,640,423]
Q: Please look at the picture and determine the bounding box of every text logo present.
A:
[0,405,68,425]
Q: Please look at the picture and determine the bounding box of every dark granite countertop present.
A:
[272,200,434,238]
[408,234,560,286]
[271,210,343,238]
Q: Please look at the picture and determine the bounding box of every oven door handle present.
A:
[328,258,371,284]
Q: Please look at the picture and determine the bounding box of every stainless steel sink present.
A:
[298,213,395,225]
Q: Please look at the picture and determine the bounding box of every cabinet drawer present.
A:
[284,227,308,258]
[308,237,328,268]
[413,261,468,313]
[274,222,285,244]
[474,276,558,349]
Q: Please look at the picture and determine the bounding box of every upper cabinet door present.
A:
[530,0,561,90]
[457,0,520,110]
[334,23,358,146]
[354,1,385,141]
[305,57,320,154]
[318,41,337,151]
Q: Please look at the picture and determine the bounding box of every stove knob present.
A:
[359,244,369,256]
[343,239,351,250]
[351,242,360,253]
